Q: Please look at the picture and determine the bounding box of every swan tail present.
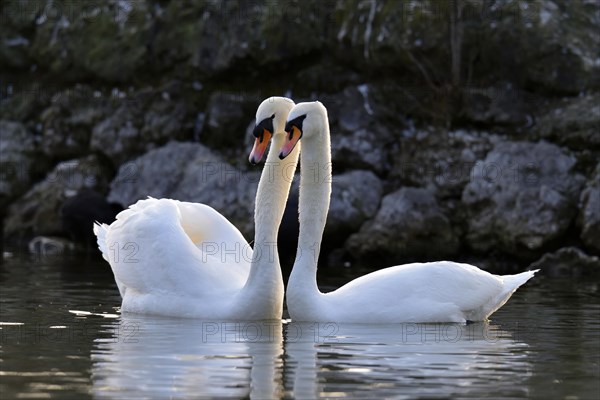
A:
[502,269,539,292]
[93,222,110,262]
[93,221,128,298]
[92,198,155,262]
[481,269,538,320]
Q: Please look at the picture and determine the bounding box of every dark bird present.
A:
[60,189,123,251]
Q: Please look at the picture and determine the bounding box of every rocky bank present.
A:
[1,0,599,275]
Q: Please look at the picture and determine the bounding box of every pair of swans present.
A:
[95,97,536,323]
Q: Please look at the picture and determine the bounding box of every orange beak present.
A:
[249,129,272,164]
[279,126,302,159]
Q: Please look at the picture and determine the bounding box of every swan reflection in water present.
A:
[285,321,533,398]
[92,315,285,399]
[92,316,532,398]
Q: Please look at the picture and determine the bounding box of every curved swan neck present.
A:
[290,114,332,294]
[244,132,300,288]
[254,132,299,245]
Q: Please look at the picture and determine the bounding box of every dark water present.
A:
[1,252,598,399]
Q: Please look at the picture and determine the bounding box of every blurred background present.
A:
[1,0,599,277]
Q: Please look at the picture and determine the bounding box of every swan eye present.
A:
[253,116,274,138]
[252,125,263,138]
[284,114,307,138]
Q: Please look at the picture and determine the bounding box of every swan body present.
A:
[279,101,537,323]
[94,97,298,319]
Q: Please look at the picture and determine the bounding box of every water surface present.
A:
[1,253,598,399]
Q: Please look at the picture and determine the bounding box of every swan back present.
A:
[291,261,538,323]
[105,198,250,298]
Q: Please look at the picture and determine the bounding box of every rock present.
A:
[40,86,109,159]
[201,92,257,152]
[282,170,383,268]
[346,187,459,266]
[254,1,335,67]
[462,140,586,258]
[0,2,41,70]
[520,1,600,95]
[337,0,600,121]
[154,1,333,79]
[174,160,259,239]
[29,1,151,82]
[2,0,600,272]
[331,125,392,174]
[108,141,258,238]
[154,2,254,77]
[578,163,600,253]
[325,170,383,247]
[528,247,600,278]
[323,85,395,174]
[318,169,383,268]
[90,92,190,165]
[460,83,534,127]
[0,120,40,211]
[534,94,600,150]
[0,83,47,122]
[390,128,501,197]
[295,63,360,94]
[108,141,221,205]
[0,31,31,70]
[90,102,142,164]
[142,96,190,143]
[3,155,114,243]
[336,0,447,69]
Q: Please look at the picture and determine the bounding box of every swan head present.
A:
[249,96,295,164]
[279,101,327,159]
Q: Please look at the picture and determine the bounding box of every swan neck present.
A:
[290,119,331,294]
[253,133,299,246]
[243,132,299,297]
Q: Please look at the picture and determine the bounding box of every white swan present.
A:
[93,97,298,319]
[278,101,537,323]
